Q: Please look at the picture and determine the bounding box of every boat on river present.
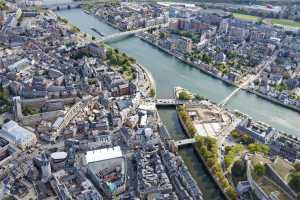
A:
[90,27,104,36]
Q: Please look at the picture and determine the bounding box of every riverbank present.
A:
[176,106,230,200]
[138,35,300,114]
[82,10,156,97]
[138,36,236,86]
[136,63,156,97]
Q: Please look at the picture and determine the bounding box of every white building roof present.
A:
[1,120,36,142]
[7,58,29,71]
[51,151,68,160]
[85,146,123,164]
[138,102,156,111]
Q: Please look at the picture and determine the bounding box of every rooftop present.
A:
[1,120,36,141]
[85,146,123,164]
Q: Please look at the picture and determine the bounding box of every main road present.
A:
[56,9,300,136]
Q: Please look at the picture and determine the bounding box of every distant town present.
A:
[0,1,300,200]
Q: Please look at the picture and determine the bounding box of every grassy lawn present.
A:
[233,13,261,21]
[270,157,295,181]
[233,12,300,29]
[269,18,300,29]
[256,176,293,200]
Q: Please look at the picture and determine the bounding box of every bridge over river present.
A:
[98,24,168,42]
[174,138,196,147]
[155,98,203,106]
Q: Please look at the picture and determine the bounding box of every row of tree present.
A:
[224,144,244,168]
[185,51,213,65]
[177,105,197,136]
[195,135,238,200]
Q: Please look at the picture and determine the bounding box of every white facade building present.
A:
[0,120,37,150]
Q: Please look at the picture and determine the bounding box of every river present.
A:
[57,9,300,136]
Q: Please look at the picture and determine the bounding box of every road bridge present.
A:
[174,138,196,147]
[155,98,202,106]
[99,23,168,42]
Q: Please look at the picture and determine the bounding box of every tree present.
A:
[195,136,205,147]
[106,48,113,58]
[225,154,234,167]
[275,83,288,92]
[2,196,14,200]
[92,36,96,40]
[159,32,166,39]
[241,134,254,145]
[294,162,300,171]
[0,0,7,11]
[200,146,208,158]
[195,94,205,101]
[201,53,212,64]
[217,63,230,75]
[149,88,155,97]
[221,178,230,188]
[129,57,136,64]
[289,172,300,193]
[207,158,215,167]
[232,160,246,177]
[178,91,192,100]
[231,130,240,139]
[254,164,266,176]
[248,143,270,155]
[109,54,118,65]
[226,186,238,200]
[23,106,39,116]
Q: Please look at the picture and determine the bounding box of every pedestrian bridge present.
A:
[174,138,196,147]
[218,51,278,107]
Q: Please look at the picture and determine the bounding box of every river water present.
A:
[57,9,300,136]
